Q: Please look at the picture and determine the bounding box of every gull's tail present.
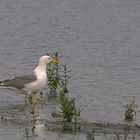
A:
[0,79,21,93]
[0,79,27,94]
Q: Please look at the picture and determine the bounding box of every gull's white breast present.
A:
[23,67,47,94]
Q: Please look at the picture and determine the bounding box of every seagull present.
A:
[0,55,59,103]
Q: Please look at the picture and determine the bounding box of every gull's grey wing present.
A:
[1,73,37,89]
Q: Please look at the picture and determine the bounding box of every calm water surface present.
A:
[0,0,140,139]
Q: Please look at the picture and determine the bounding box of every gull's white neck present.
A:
[34,61,47,80]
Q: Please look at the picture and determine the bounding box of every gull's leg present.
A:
[24,94,28,105]
[27,94,34,105]
[40,91,43,98]
[24,93,34,106]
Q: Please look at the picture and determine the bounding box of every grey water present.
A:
[0,0,140,139]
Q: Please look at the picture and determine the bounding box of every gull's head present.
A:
[39,55,59,65]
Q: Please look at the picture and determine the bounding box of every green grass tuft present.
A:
[124,99,136,121]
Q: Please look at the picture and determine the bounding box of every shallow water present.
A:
[0,0,140,139]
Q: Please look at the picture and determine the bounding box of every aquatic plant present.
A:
[124,99,136,121]
[47,52,81,122]
[47,52,61,94]
[47,53,71,94]
[60,65,71,93]
[57,91,80,122]
[56,64,80,122]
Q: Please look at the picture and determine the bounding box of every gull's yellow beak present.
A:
[51,59,59,64]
